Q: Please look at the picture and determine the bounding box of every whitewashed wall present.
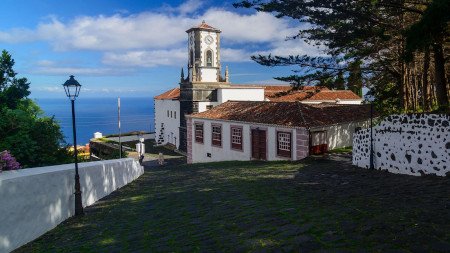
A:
[217,88,265,103]
[311,120,370,150]
[154,99,180,148]
[197,101,221,113]
[353,114,450,177]
[0,158,144,253]
[189,118,303,163]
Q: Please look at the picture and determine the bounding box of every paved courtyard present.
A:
[15,157,450,252]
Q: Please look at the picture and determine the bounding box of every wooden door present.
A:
[251,129,267,160]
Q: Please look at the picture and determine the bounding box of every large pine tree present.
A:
[235,0,449,112]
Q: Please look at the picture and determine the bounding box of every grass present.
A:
[15,159,450,252]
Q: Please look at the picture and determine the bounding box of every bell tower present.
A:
[186,20,222,83]
[178,21,230,152]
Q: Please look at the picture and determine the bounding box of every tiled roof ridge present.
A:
[296,101,310,129]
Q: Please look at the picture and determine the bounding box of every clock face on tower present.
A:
[205,35,214,45]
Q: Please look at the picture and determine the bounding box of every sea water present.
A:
[35,97,154,145]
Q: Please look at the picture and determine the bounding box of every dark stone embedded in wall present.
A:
[446,142,450,149]
[405,153,411,163]
[377,152,381,157]
[417,158,422,164]
[431,151,437,159]
[391,153,396,161]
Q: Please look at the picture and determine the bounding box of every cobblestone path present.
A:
[15,158,450,252]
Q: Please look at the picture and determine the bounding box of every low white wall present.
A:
[353,114,450,177]
[0,158,144,253]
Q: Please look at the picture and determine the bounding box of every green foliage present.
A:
[235,0,448,113]
[404,0,450,59]
[347,60,363,97]
[0,50,71,168]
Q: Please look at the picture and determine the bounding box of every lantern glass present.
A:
[62,75,81,100]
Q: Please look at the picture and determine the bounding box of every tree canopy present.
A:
[235,0,449,113]
[0,50,71,168]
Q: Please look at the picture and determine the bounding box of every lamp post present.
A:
[367,96,375,170]
[63,75,84,216]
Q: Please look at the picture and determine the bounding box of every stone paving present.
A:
[15,157,450,252]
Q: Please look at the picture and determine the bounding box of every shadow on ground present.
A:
[14,158,450,252]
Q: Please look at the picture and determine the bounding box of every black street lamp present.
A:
[368,97,375,170]
[63,75,84,216]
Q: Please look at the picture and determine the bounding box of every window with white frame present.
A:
[231,126,243,150]
[211,124,222,146]
[277,131,292,157]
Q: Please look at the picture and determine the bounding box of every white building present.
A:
[153,21,363,151]
[186,101,371,164]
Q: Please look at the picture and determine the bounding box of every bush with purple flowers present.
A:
[0,150,21,171]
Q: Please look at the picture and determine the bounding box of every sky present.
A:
[0,0,320,98]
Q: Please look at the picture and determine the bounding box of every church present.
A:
[154,21,363,153]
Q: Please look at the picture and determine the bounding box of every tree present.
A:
[235,0,449,113]
[334,71,346,90]
[347,60,363,97]
[0,50,71,168]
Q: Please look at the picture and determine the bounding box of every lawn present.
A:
[15,158,450,252]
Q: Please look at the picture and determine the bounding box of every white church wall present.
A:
[353,114,450,177]
[154,99,180,148]
[217,88,265,103]
[198,101,221,113]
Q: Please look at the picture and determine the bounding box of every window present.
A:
[231,127,243,150]
[167,110,169,117]
[211,124,222,146]
[206,50,213,67]
[170,111,173,118]
[277,131,292,158]
[174,111,176,119]
[195,123,203,143]
[190,49,194,66]
[206,105,213,110]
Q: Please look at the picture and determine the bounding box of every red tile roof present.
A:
[190,101,372,128]
[186,21,221,32]
[154,88,180,100]
[305,90,362,101]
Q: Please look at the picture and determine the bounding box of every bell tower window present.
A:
[206,50,213,67]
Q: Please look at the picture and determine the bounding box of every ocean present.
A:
[35,97,154,145]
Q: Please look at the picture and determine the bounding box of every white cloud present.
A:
[0,1,321,70]
[31,66,125,76]
[0,5,299,51]
[102,49,186,67]
[176,0,204,15]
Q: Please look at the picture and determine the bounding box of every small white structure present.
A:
[94,132,103,139]
[186,101,371,164]
[353,114,450,177]
[0,158,143,252]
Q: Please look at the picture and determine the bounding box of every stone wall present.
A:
[0,158,144,252]
[353,114,449,177]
